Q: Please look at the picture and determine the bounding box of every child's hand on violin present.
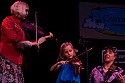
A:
[58,61,68,65]
[72,61,84,70]
[74,61,82,66]
[71,61,82,66]
[56,61,68,68]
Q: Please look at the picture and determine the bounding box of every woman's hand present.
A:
[31,41,40,49]
[116,73,125,83]
[38,32,53,44]
[18,41,39,48]
[45,32,53,39]
[38,37,46,44]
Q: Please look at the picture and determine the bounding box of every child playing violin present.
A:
[50,42,84,83]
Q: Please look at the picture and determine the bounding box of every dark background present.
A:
[1,0,125,83]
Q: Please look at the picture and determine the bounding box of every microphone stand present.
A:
[86,46,89,83]
[79,37,91,83]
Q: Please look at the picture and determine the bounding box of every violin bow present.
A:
[35,11,38,43]
[77,47,93,57]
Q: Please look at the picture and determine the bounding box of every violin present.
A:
[67,47,93,76]
[22,20,47,37]
[22,12,55,43]
[67,56,84,76]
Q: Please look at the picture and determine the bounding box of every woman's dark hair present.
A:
[103,46,118,56]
